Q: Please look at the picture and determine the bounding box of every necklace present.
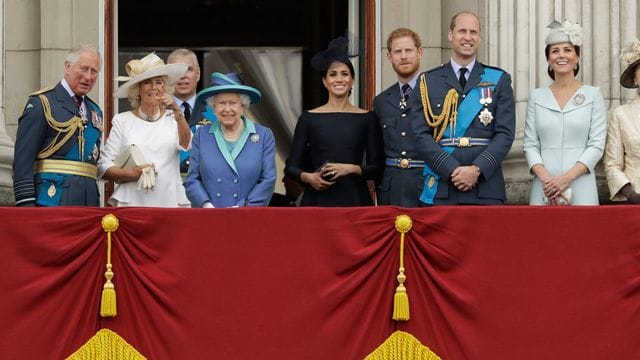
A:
[137,108,163,122]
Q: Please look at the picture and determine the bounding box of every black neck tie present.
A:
[401,84,412,100]
[183,102,191,120]
[459,67,468,90]
[72,95,83,108]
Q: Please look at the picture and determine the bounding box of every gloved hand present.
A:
[136,165,157,192]
[620,183,640,204]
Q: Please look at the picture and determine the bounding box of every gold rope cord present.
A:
[365,331,442,360]
[66,329,146,360]
[36,94,85,159]
[419,73,459,142]
[100,214,119,317]
[393,215,412,321]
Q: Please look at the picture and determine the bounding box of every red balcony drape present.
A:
[0,206,638,359]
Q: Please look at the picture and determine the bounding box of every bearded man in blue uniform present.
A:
[410,11,515,205]
[13,44,103,206]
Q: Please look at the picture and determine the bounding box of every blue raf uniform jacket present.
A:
[179,98,211,174]
[409,62,515,204]
[12,82,103,206]
[373,82,426,207]
[184,117,276,207]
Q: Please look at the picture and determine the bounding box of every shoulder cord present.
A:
[419,73,459,142]
[36,94,85,160]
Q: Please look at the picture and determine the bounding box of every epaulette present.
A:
[29,86,55,96]
[480,63,505,72]
[426,64,446,73]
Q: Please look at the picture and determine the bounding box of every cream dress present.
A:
[604,95,640,201]
[98,110,191,207]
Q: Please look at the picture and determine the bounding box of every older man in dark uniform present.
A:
[410,11,515,205]
[374,27,425,207]
[13,44,103,207]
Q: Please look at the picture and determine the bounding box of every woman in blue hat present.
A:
[184,72,276,207]
[285,36,384,206]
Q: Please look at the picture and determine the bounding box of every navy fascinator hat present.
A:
[310,35,359,72]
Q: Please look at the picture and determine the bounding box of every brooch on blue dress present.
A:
[250,133,261,143]
[573,93,585,106]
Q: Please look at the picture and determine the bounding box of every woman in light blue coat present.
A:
[524,21,606,205]
[184,72,276,207]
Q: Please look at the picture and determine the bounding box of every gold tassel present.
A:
[100,214,119,317]
[393,215,413,321]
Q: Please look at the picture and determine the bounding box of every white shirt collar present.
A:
[61,78,80,99]
[450,58,476,80]
[174,95,196,109]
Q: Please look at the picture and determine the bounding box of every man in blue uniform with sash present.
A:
[12,44,103,206]
[410,11,515,205]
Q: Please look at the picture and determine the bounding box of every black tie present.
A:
[459,67,468,90]
[401,84,412,100]
[183,102,191,120]
[72,95,83,108]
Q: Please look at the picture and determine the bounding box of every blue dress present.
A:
[184,117,276,207]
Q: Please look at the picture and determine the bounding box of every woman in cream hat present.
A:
[523,20,606,205]
[98,52,192,207]
[184,72,276,207]
[603,39,640,203]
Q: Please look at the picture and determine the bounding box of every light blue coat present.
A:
[524,85,606,205]
[184,117,276,207]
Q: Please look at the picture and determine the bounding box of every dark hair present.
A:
[320,59,355,79]
[544,44,581,80]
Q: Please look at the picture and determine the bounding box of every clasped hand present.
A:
[303,163,353,191]
[451,165,480,192]
[543,176,571,205]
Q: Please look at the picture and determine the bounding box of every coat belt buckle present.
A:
[399,158,410,168]
[458,137,471,147]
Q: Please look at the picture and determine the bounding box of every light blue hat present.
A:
[196,72,261,104]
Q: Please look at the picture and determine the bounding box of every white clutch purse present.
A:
[114,144,146,169]
[113,145,156,191]
[543,187,572,205]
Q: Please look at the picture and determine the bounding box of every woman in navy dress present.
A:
[285,37,383,206]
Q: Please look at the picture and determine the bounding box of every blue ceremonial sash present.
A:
[419,67,503,204]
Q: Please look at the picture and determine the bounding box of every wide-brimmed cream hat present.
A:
[115,53,187,98]
[620,39,640,88]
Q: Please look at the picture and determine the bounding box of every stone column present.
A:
[378,0,442,89]
[2,0,102,205]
